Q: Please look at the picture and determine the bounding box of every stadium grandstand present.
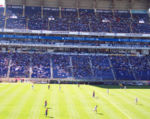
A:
[0,0,150,84]
[1,0,150,119]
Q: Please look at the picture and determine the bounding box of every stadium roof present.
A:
[5,0,150,10]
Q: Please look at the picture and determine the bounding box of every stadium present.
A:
[0,0,150,118]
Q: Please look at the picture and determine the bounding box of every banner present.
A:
[7,5,23,9]
[43,7,59,11]
[0,34,150,43]
[61,8,77,12]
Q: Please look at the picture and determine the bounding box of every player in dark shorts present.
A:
[78,83,80,88]
[45,108,48,117]
[93,90,95,98]
[45,100,47,107]
[48,85,50,90]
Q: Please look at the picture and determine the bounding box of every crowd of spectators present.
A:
[91,56,114,80]
[52,55,72,78]
[72,55,93,79]
[6,18,26,29]
[0,17,5,28]
[6,5,23,17]
[132,13,149,23]
[31,54,51,78]
[0,6,149,33]
[43,7,59,19]
[28,18,48,30]
[0,7,4,16]
[110,56,135,80]
[129,56,150,80]
[10,53,30,78]
[132,23,150,33]
[0,53,9,78]
[0,53,150,80]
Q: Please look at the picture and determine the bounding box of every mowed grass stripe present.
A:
[0,84,27,118]
[27,84,47,119]
[57,85,70,118]
[65,85,89,119]
[115,89,150,119]
[128,89,150,101]
[90,86,131,119]
[77,85,105,119]
[0,84,16,97]
[0,84,23,111]
[79,85,103,119]
[73,85,97,119]
[0,84,10,91]
[5,84,33,119]
[63,85,80,119]
[122,89,150,109]
[38,85,50,119]
[17,84,44,119]
[0,84,150,119]
[81,85,111,119]
[48,84,56,118]
[55,85,71,118]
[82,85,126,119]
[107,89,147,119]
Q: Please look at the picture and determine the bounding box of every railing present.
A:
[1,28,150,38]
[0,41,150,50]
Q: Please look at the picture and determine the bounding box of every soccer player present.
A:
[48,85,50,90]
[94,105,98,113]
[32,84,34,90]
[59,85,61,91]
[135,97,138,105]
[107,88,109,95]
[93,90,95,98]
[45,108,48,117]
[78,83,80,88]
[45,100,47,107]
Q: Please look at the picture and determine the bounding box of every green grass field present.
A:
[0,83,150,119]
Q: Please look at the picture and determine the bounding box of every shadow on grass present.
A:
[137,103,143,106]
[41,114,54,118]
[90,85,150,89]
[97,113,103,115]
[47,116,54,118]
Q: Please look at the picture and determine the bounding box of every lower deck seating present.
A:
[72,55,93,79]
[0,53,9,78]
[10,53,30,78]
[0,53,150,80]
[31,54,51,78]
[110,56,135,80]
[52,55,72,78]
[91,56,114,80]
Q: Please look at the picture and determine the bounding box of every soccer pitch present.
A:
[0,83,150,119]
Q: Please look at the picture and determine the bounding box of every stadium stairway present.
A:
[50,57,53,79]
[108,57,116,80]
[127,56,137,80]
[69,56,74,78]
[29,57,32,79]
[7,59,11,78]
[88,57,94,77]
